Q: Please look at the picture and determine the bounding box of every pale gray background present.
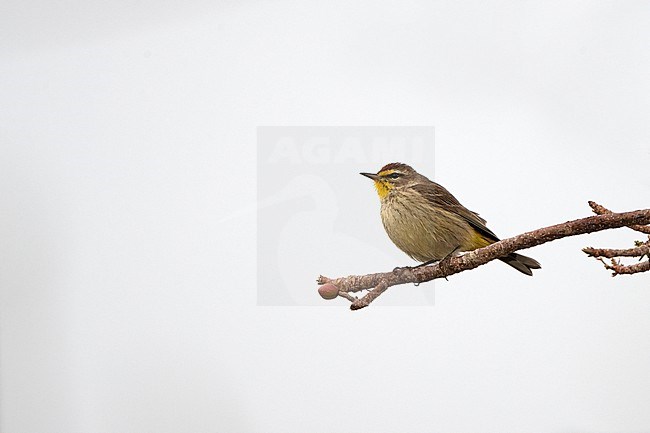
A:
[1,1,650,432]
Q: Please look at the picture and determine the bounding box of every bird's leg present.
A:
[395,245,462,281]
[411,245,462,280]
[393,259,439,272]
[413,258,439,269]
[440,245,462,264]
[438,245,461,281]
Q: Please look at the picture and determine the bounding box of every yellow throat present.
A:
[372,169,398,199]
[372,179,391,199]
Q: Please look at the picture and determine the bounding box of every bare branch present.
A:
[350,281,389,310]
[317,203,650,310]
[583,240,650,258]
[598,258,650,276]
[589,201,650,234]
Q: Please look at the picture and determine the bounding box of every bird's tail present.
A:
[498,253,541,276]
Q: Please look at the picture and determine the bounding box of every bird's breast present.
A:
[379,192,473,262]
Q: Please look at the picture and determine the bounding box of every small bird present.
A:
[361,162,541,275]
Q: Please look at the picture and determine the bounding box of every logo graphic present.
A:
[258,126,435,306]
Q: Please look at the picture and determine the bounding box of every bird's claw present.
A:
[393,265,412,273]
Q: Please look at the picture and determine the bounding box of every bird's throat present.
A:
[373,180,391,199]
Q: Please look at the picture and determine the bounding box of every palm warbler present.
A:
[361,162,541,275]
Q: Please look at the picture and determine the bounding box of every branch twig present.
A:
[588,201,650,234]
[583,240,650,259]
[317,202,650,310]
[597,258,650,276]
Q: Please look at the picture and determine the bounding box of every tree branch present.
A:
[583,239,650,259]
[597,257,650,276]
[588,201,650,234]
[316,203,650,310]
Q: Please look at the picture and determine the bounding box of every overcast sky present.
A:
[1,1,650,432]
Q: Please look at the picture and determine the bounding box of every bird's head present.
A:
[360,162,418,199]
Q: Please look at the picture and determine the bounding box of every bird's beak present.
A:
[360,172,378,180]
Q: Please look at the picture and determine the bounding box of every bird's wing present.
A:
[412,182,500,242]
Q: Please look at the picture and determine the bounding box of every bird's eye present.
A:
[386,172,402,179]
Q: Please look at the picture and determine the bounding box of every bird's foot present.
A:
[393,265,413,273]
